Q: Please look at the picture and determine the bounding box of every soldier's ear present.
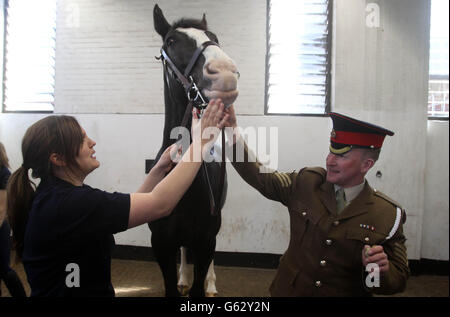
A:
[361,157,375,174]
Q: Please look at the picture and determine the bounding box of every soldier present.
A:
[223,107,409,296]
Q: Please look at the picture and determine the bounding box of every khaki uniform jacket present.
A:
[228,139,410,296]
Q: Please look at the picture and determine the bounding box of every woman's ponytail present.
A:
[6,165,35,260]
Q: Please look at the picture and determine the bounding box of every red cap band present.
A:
[331,131,385,148]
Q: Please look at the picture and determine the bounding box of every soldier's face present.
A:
[326,149,367,187]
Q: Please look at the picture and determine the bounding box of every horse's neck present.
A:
[161,77,191,147]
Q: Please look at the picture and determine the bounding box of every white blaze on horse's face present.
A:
[177,27,239,106]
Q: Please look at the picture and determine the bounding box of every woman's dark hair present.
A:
[0,142,10,169]
[7,115,83,259]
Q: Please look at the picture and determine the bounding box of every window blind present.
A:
[3,0,57,112]
[266,0,331,115]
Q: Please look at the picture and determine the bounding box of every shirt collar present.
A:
[334,180,366,203]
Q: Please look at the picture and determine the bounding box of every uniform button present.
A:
[320,260,327,267]
[364,237,370,243]
[333,220,340,226]
[315,281,322,287]
[301,211,307,216]
[325,239,332,246]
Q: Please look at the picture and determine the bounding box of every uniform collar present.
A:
[334,180,366,203]
[336,181,376,220]
[320,179,375,218]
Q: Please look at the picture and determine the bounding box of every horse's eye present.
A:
[166,38,175,47]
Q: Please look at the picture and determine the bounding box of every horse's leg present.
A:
[205,259,218,297]
[152,235,180,297]
[189,241,215,297]
[177,246,190,296]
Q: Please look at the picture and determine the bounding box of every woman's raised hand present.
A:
[191,99,229,150]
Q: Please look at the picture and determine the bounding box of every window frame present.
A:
[264,0,333,117]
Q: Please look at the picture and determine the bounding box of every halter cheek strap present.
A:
[160,49,191,88]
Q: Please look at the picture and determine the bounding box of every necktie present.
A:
[336,188,347,214]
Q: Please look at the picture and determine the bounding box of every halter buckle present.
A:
[187,76,208,117]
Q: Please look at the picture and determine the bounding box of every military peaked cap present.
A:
[329,112,394,154]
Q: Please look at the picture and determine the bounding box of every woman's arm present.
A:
[127,99,228,228]
[222,105,297,207]
[136,144,177,193]
[129,140,204,227]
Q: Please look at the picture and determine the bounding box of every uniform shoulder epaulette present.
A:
[373,188,403,209]
[303,167,327,178]
[294,167,326,190]
[373,189,407,237]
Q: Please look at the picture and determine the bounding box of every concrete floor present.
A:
[1,258,448,297]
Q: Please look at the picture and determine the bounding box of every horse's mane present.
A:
[172,18,207,31]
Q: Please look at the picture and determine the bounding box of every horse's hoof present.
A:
[178,285,190,296]
[206,292,218,297]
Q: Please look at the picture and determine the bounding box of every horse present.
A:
[148,4,239,297]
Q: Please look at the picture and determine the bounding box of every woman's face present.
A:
[75,128,100,177]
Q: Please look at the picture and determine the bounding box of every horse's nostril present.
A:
[206,64,219,75]
[236,71,241,79]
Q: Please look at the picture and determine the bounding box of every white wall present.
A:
[423,121,449,260]
[54,0,265,114]
[0,0,448,260]
[333,0,431,260]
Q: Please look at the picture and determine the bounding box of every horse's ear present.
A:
[201,13,207,29]
[154,4,171,38]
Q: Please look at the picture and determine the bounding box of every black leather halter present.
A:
[156,39,226,216]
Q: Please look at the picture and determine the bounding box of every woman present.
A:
[0,142,26,297]
[7,99,227,297]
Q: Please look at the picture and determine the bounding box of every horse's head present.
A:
[154,4,239,107]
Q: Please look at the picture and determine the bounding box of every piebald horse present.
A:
[149,4,239,297]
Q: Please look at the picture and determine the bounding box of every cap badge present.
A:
[330,129,336,139]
